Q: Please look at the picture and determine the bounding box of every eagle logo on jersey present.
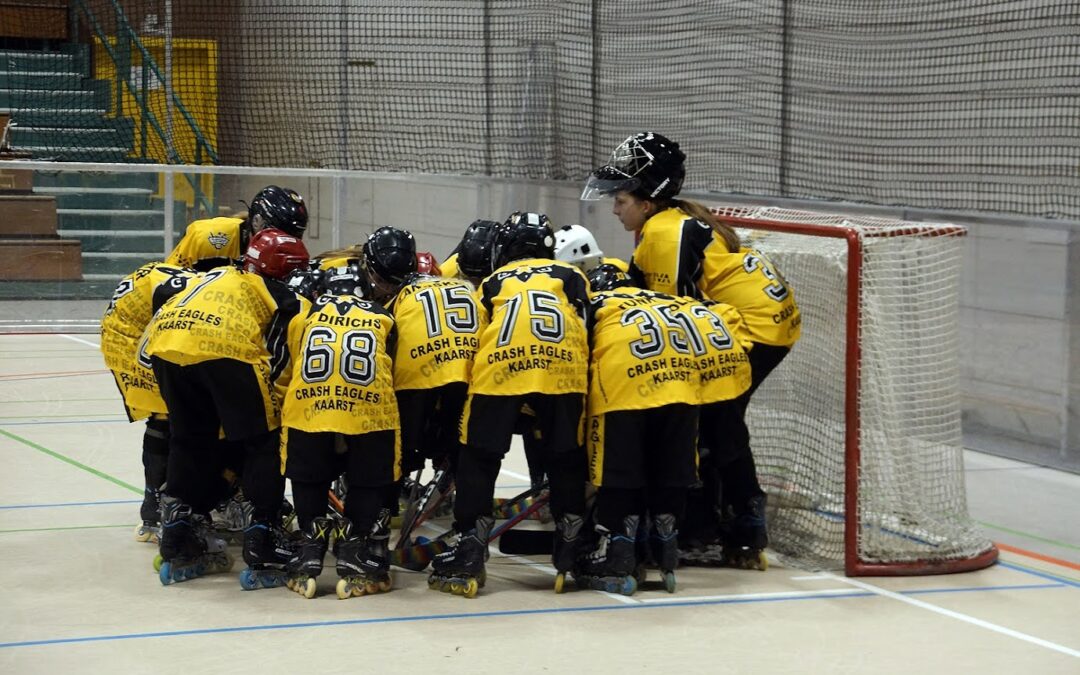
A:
[207,232,230,250]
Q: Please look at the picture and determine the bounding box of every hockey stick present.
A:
[390,486,551,571]
[394,463,454,550]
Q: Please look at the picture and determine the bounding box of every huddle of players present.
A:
[103,131,800,599]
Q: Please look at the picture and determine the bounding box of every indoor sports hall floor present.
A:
[0,331,1077,674]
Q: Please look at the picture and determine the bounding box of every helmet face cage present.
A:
[490,212,556,272]
[553,224,604,272]
[284,264,322,300]
[363,227,418,285]
[319,263,370,299]
[581,132,685,201]
[249,185,309,238]
[587,263,634,292]
[243,228,311,280]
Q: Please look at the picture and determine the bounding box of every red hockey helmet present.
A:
[416,251,441,276]
[243,228,311,280]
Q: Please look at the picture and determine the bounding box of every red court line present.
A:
[0,369,108,382]
[996,541,1080,571]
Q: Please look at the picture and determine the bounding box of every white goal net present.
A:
[711,205,997,575]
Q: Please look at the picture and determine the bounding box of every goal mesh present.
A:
[711,206,997,575]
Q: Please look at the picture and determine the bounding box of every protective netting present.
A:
[1,1,1078,218]
[711,206,995,573]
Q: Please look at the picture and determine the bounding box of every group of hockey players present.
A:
[100,131,801,599]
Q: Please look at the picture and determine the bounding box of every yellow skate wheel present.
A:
[757,551,769,571]
[554,572,566,594]
[376,577,392,593]
[299,577,317,599]
[427,578,440,591]
[463,578,479,598]
[336,578,353,599]
[152,555,163,572]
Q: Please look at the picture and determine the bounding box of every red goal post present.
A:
[708,205,998,576]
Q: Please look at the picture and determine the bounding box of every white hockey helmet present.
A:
[553,224,604,272]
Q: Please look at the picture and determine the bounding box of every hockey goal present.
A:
[709,205,998,576]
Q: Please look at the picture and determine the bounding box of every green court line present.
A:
[978,520,1080,552]
[0,428,141,495]
[0,524,130,534]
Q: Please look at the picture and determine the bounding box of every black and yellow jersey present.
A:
[165,217,245,270]
[663,295,753,405]
[281,295,399,434]
[440,252,461,280]
[602,256,630,273]
[587,288,701,415]
[316,255,359,272]
[629,207,800,347]
[146,266,309,386]
[390,275,483,391]
[470,258,589,396]
[100,262,196,418]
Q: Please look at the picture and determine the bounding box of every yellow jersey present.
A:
[281,295,399,435]
[630,207,801,347]
[146,266,309,382]
[390,275,483,391]
[165,217,245,270]
[663,296,753,405]
[470,258,590,396]
[100,262,195,418]
[440,253,462,280]
[586,288,701,415]
[602,256,630,273]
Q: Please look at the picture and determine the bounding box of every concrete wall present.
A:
[214,173,1079,471]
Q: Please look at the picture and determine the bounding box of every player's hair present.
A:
[668,198,741,253]
[313,244,363,261]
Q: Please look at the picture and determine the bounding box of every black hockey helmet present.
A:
[283,263,322,300]
[363,226,418,285]
[581,132,686,202]
[587,263,635,292]
[457,219,499,279]
[248,185,309,238]
[490,211,556,272]
[319,261,372,299]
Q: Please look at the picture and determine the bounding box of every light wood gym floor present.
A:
[0,332,1077,674]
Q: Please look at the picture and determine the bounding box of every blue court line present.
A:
[0,582,1065,650]
[0,499,141,510]
[998,560,1080,589]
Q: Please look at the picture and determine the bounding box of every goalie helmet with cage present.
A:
[363,226,418,285]
[243,228,311,280]
[553,224,604,272]
[581,132,686,201]
[490,212,556,272]
[319,262,372,299]
[247,185,309,238]
[587,263,634,292]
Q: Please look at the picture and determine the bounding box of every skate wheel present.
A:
[299,577,317,599]
[455,578,479,598]
[336,578,352,599]
[662,571,676,594]
[554,572,566,594]
[152,554,163,572]
[757,551,769,571]
[239,568,259,590]
[621,576,638,596]
[158,561,173,586]
[134,524,158,543]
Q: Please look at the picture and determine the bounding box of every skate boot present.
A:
[285,516,332,598]
[238,519,296,590]
[573,515,639,596]
[334,510,393,599]
[211,491,253,545]
[427,516,493,598]
[647,513,679,593]
[552,513,584,593]
[721,494,769,571]
[157,497,234,585]
[134,487,161,543]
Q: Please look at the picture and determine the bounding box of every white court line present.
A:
[640,588,857,604]
[57,334,100,349]
[498,468,532,482]
[826,573,1080,659]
